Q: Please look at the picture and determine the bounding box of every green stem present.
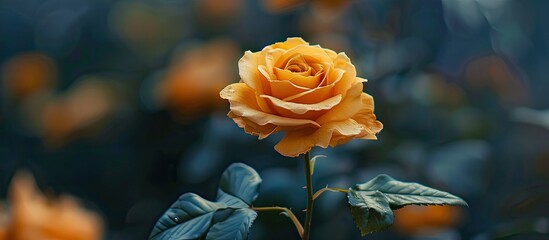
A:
[303,151,314,240]
[252,206,304,238]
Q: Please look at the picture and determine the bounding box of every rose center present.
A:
[287,64,307,73]
[284,54,312,75]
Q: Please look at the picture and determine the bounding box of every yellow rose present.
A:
[220,37,382,157]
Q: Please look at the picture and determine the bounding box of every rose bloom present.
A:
[221,37,382,157]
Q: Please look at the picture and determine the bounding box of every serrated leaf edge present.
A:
[354,174,469,208]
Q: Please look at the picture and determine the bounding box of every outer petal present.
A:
[220,83,320,128]
[274,119,364,157]
[315,82,363,125]
[332,53,358,95]
[261,49,285,80]
[351,93,383,139]
[239,51,270,94]
[229,112,280,140]
[324,48,338,60]
[266,37,309,50]
[260,94,342,120]
[260,94,342,115]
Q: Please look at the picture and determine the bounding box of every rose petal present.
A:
[239,51,271,94]
[229,112,280,140]
[324,48,338,60]
[273,53,327,89]
[315,82,363,125]
[274,45,332,69]
[221,83,320,127]
[357,77,368,83]
[327,133,355,147]
[309,63,324,76]
[260,94,342,115]
[269,79,309,100]
[258,65,275,81]
[284,54,309,71]
[289,75,323,89]
[351,93,383,139]
[274,67,312,79]
[284,85,333,104]
[267,37,309,50]
[274,119,364,157]
[262,49,285,78]
[283,67,343,104]
[254,94,275,114]
[332,53,357,95]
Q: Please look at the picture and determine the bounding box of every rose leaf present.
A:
[348,174,468,236]
[205,208,258,240]
[353,174,468,209]
[150,163,262,240]
[218,163,262,205]
[348,189,394,236]
[149,193,227,240]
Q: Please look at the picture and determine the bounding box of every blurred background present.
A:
[1,0,548,239]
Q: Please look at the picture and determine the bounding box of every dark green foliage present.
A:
[348,174,468,236]
[149,163,261,240]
